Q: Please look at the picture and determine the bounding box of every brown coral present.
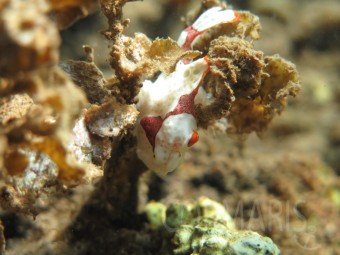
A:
[48,0,99,29]
[0,0,60,77]
[194,24,299,133]
[228,55,299,134]
[0,68,87,214]
[0,0,89,215]
[61,46,109,104]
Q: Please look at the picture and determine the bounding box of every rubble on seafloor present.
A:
[145,197,280,255]
[1,0,338,254]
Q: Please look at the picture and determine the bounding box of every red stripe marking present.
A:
[140,57,210,151]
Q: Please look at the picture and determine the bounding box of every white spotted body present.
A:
[136,58,209,175]
[137,114,197,174]
[177,6,239,50]
[136,6,239,175]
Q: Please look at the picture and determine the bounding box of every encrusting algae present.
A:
[145,197,280,255]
